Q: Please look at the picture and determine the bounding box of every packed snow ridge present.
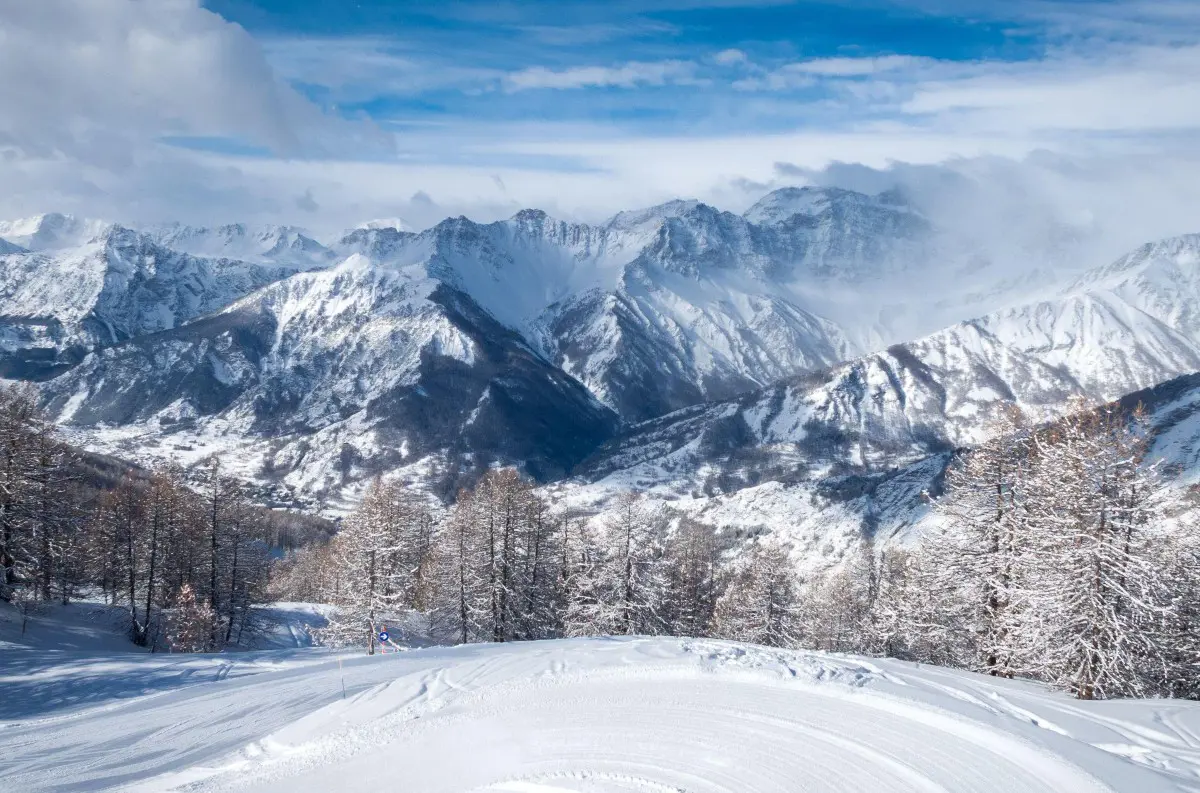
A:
[1,632,1197,792]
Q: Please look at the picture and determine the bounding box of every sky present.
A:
[2,0,1200,252]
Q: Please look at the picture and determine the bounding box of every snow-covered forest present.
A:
[0,386,331,651]
[3,373,1196,700]
[268,399,1200,702]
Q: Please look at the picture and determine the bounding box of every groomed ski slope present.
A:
[3,638,1200,792]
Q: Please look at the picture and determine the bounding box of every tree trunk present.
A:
[224,531,239,645]
[143,500,159,650]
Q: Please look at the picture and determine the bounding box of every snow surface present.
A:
[2,635,1197,792]
[0,600,142,654]
[0,598,334,655]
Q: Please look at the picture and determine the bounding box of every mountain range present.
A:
[3,191,1200,562]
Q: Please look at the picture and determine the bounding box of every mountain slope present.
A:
[0,238,26,255]
[556,231,1200,576]
[0,226,299,379]
[578,231,1200,488]
[333,192,923,423]
[576,320,1082,492]
[45,255,617,503]
[145,223,336,270]
[559,369,1200,582]
[976,234,1200,399]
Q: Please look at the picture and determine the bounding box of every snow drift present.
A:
[1,637,1197,792]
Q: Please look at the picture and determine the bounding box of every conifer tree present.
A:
[661,516,722,637]
[1025,404,1174,698]
[711,542,801,648]
[318,482,409,651]
[168,583,216,653]
[930,406,1032,676]
[432,481,490,644]
[561,515,608,637]
[566,493,667,636]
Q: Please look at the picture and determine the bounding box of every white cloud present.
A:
[733,65,817,92]
[0,0,334,163]
[502,60,699,91]
[517,20,681,46]
[713,48,749,66]
[2,0,1200,281]
[900,46,1200,134]
[262,37,503,100]
[790,54,932,76]
[729,42,1200,140]
[733,54,936,90]
[0,0,396,231]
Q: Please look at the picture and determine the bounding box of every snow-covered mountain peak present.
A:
[143,222,334,270]
[743,186,920,227]
[1042,232,1200,352]
[1069,233,1200,293]
[505,209,584,244]
[744,187,838,225]
[510,207,552,224]
[334,225,421,264]
[0,213,111,251]
[605,199,707,233]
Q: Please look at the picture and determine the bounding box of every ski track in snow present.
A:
[3,638,1200,792]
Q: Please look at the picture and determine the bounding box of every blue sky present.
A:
[199,0,1044,144]
[177,0,1200,173]
[2,0,1200,237]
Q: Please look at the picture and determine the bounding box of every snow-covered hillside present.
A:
[1,637,1195,792]
[555,366,1200,579]
[555,234,1200,568]
[42,253,617,502]
[0,237,26,255]
[585,232,1200,484]
[975,234,1200,399]
[0,225,302,379]
[4,196,1200,520]
[331,195,920,422]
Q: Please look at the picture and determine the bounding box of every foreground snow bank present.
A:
[2,638,1199,792]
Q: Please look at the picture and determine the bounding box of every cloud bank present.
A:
[0,0,1198,277]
